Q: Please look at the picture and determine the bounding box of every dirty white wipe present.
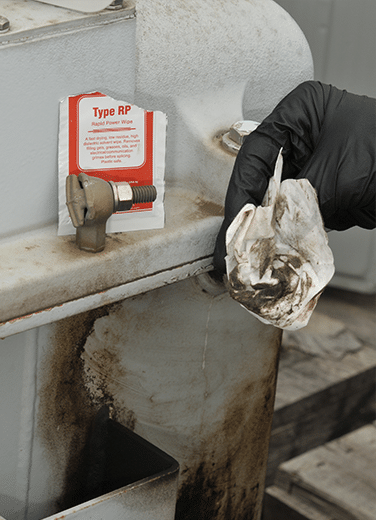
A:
[225,150,335,331]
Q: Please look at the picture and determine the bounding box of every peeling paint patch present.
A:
[81,309,138,432]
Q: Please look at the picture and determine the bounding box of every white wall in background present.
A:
[274,0,376,97]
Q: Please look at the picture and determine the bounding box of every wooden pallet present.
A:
[263,423,376,520]
[266,311,376,486]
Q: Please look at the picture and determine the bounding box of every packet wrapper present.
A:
[58,92,167,236]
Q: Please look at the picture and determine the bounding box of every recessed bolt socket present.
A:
[66,173,157,253]
[106,0,125,10]
[0,16,10,33]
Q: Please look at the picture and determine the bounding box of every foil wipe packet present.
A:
[58,92,167,236]
[225,150,335,331]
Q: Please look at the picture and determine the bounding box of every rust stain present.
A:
[195,198,224,219]
[4,305,57,325]
[37,305,114,512]
[176,330,281,520]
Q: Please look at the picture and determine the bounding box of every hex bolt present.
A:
[221,120,259,155]
[229,121,252,146]
[66,173,157,252]
[111,182,157,212]
[0,16,10,33]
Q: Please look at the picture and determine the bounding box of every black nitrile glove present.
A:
[213,81,376,273]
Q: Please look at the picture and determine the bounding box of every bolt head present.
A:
[0,16,10,33]
[111,181,133,212]
[229,121,259,146]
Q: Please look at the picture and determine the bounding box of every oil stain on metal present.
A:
[37,282,281,519]
[37,305,116,512]
[175,331,281,520]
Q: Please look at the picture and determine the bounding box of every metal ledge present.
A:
[0,188,223,337]
[0,0,135,47]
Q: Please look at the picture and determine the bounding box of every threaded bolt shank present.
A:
[132,185,157,204]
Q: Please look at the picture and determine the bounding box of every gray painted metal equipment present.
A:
[0,1,313,519]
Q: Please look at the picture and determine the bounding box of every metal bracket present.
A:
[66,173,157,252]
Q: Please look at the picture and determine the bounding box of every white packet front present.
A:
[58,92,167,236]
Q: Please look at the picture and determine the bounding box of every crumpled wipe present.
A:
[225,150,335,331]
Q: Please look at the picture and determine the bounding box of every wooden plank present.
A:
[263,485,333,520]
[282,311,363,361]
[266,346,376,485]
[274,424,376,520]
[275,345,376,410]
[312,288,376,349]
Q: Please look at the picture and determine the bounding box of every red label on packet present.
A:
[58,92,167,236]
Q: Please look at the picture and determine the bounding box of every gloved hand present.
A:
[213,81,376,273]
